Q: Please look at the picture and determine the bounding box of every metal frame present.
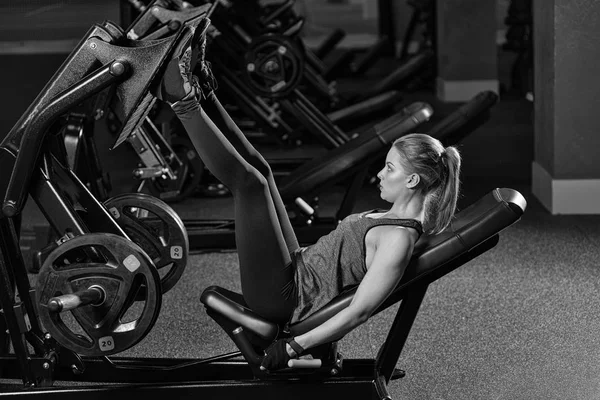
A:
[0,17,191,390]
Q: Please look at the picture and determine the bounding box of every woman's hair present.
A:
[392,133,461,234]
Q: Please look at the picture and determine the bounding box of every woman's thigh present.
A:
[232,175,296,323]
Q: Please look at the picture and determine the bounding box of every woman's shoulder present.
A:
[339,209,378,222]
[362,208,385,219]
[369,221,421,247]
[365,226,414,265]
[364,211,422,230]
[374,223,416,237]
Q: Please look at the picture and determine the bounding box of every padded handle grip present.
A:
[295,197,315,216]
[288,359,323,368]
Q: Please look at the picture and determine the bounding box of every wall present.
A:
[298,0,512,49]
[532,0,600,213]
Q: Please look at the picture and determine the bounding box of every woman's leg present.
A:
[201,91,299,254]
[172,95,296,323]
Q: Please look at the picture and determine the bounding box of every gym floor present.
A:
[2,4,600,400]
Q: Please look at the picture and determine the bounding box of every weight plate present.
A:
[104,192,189,295]
[36,233,161,356]
[243,34,305,98]
[148,135,205,203]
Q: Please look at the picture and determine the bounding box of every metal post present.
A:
[375,284,428,383]
[0,218,36,386]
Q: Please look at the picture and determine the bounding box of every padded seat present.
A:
[201,286,277,341]
[201,187,527,341]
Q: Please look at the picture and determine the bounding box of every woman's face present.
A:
[376,148,416,202]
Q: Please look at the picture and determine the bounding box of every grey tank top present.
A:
[289,209,423,324]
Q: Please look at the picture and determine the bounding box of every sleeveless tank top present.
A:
[289,209,423,325]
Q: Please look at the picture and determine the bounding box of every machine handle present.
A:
[295,197,315,216]
[287,359,323,368]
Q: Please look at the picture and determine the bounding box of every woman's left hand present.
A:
[260,339,292,372]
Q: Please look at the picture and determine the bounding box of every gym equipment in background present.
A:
[202,0,415,134]
[116,0,417,201]
[122,0,403,150]
[204,0,387,84]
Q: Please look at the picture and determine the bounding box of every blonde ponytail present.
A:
[392,134,462,235]
[429,146,461,234]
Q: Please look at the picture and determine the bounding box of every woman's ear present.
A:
[407,173,420,189]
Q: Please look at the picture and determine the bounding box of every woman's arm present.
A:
[292,227,415,354]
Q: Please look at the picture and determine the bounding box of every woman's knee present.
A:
[234,165,269,191]
[247,151,272,179]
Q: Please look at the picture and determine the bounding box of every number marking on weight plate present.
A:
[170,246,183,259]
[123,254,141,272]
[99,336,115,351]
[109,207,120,219]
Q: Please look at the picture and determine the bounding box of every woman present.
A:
[157,41,461,372]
